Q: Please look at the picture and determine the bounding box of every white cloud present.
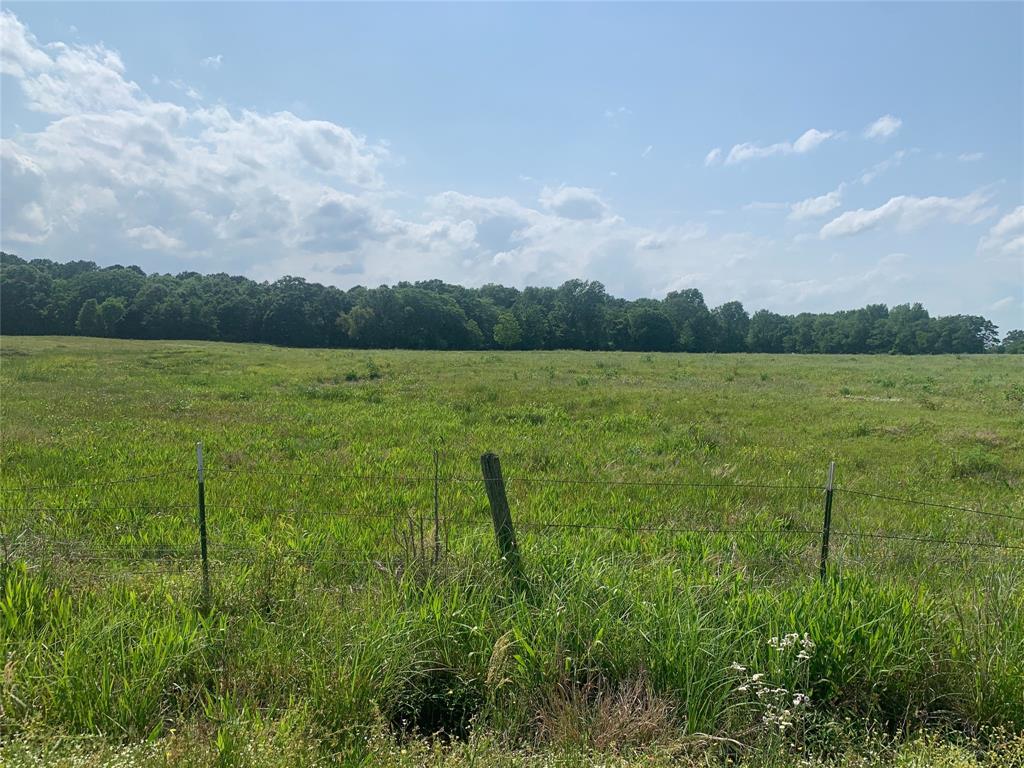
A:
[538,185,609,221]
[864,114,902,141]
[125,225,185,250]
[0,10,393,271]
[635,223,707,250]
[200,54,223,70]
[1,11,140,115]
[958,152,984,162]
[978,206,1024,258]
[0,140,51,243]
[859,149,911,184]
[989,206,1024,239]
[704,147,722,167]
[991,296,1016,311]
[789,186,844,221]
[170,79,201,100]
[792,128,835,153]
[756,254,909,305]
[641,144,653,159]
[0,10,1011,322]
[724,128,837,165]
[820,191,994,238]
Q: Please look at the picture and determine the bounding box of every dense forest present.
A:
[1,253,1019,354]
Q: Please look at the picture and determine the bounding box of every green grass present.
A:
[1,336,1022,765]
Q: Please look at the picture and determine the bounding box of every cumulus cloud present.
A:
[704,147,722,167]
[200,54,223,70]
[125,225,185,250]
[820,191,994,238]
[756,254,909,305]
[0,13,889,302]
[1,10,141,114]
[988,206,1024,239]
[724,128,838,165]
[978,206,1024,258]
[538,185,609,221]
[789,186,844,221]
[0,140,51,243]
[864,114,902,141]
[0,10,397,271]
[635,223,707,250]
[0,10,1008,320]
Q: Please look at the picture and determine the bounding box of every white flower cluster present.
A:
[728,665,812,732]
[768,632,816,660]
[727,632,817,735]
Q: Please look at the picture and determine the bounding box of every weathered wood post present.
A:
[480,452,525,591]
[819,461,835,582]
[196,442,210,604]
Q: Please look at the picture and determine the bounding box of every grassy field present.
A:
[1,336,1023,766]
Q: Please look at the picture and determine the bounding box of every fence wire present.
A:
[3,455,1021,587]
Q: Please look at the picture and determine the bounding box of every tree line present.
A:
[1,253,1020,354]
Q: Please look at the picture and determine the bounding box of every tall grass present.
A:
[1,337,1022,762]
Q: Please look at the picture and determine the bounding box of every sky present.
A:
[1,3,1022,331]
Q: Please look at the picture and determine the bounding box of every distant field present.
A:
[1,336,1022,767]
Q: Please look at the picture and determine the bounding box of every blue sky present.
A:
[2,3,1022,331]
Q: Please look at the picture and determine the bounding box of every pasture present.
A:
[1,336,1022,766]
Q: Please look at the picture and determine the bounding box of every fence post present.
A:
[196,442,210,604]
[819,461,835,582]
[480,452,525,591]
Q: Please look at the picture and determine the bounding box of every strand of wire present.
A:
[0,504,194,514]
[516,521,822,537]
[202,466,820,491]
[514,520,1024,552]
[1,470,187,493]
[834,487,1024,523]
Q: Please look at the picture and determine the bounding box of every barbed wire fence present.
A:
[1,443,1022,601]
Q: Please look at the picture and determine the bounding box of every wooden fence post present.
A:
[480,452,525,591]
[196,442,210,604]
[819,461,835,582]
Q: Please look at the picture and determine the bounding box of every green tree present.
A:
[1001,329,1024,353]
[627,303,676,351]
[76,298,103,336]
[493,311,523,349]
[0,251,1008,355]
[551,280,608,349]
[0,260,56,334]
[98,297,126,336]
[663,289,715,352]
[747,310,790,353]
[712,301,750,352]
